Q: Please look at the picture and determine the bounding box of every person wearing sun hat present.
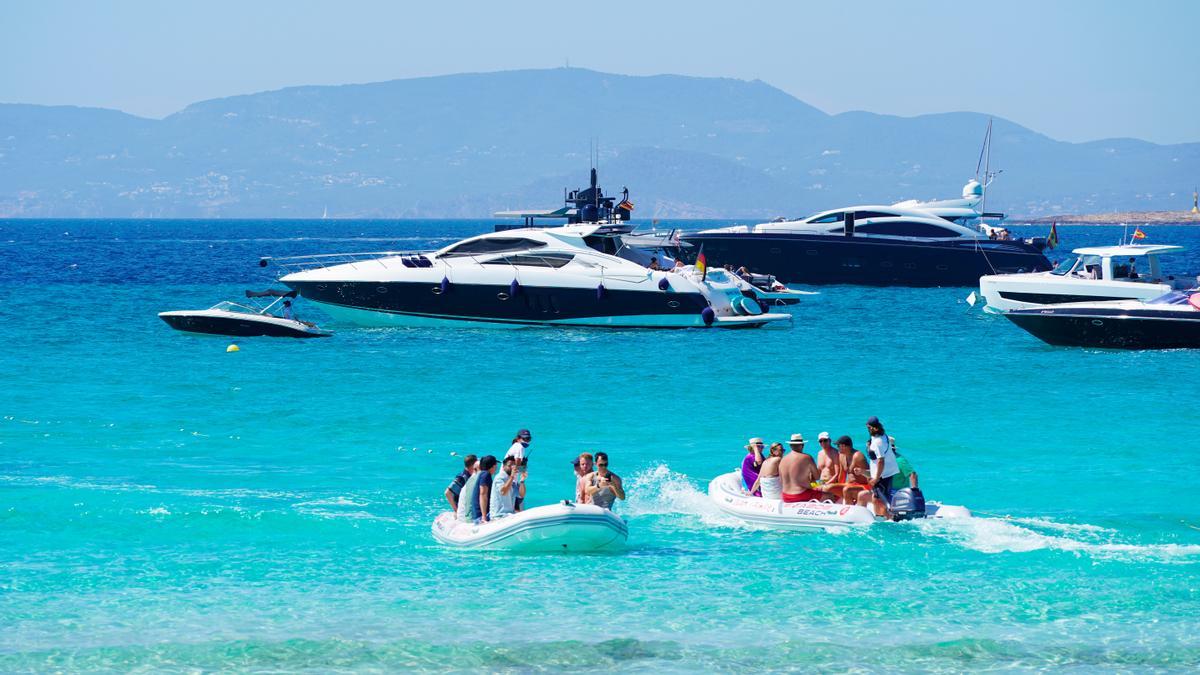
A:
[741,437,766,496]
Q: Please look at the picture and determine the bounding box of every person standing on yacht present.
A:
[750,442,785,500]
[866,417,901,517]
[741,437,766,495]
[584,452,624,509]
[444,454,478,512]
[505,429,532,511]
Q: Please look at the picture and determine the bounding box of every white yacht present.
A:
[265,225,791,329]
[979,244,1195,312]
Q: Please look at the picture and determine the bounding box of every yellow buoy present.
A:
[226,344,240,353]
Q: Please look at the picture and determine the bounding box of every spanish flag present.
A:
[695,244,707,281]
[1132,227,1147,240]
[618,199,634,212]
[1047,222,1059,249]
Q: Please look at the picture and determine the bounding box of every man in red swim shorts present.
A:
[779,433,824,502]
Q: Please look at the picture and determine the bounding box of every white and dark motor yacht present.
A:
[1004,288,1200,350]
[263,173,791,329]
[979,244,1196,312]
[158,290,332,338]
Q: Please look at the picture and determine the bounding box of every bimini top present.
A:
[1070,244,1184,258]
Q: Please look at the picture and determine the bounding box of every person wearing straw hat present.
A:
[741,437,766,496]
[779,433,823,503]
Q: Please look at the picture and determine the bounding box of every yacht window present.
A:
[854,221,959,238]
[482,253,574,269]
[809,212,845,224]
[1050,257,1081,276]
[853,211,899,219]
[441,237,547,257]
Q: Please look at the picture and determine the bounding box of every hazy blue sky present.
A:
[4,0,1198,144]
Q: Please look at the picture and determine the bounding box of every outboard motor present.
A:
[889,487,926,521]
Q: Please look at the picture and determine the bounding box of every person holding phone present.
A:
[584,451,624,510]
[505,429,532,511]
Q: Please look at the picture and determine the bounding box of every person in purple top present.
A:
[741,437,766,496]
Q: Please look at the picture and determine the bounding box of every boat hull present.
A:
[681,233,1050,287]
[432,503,628,552]
[980,274,1170,312]
[288,279,786,328]
[1005,308,1200,349]
[708,471,970,531]
[158,310,330,338]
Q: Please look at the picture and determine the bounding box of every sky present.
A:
[3,0,1198,144]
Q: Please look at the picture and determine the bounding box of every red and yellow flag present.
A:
[1132,227,1147,240]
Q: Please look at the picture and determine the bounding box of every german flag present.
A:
[695,244,707,281]
[1047,222,1059,249]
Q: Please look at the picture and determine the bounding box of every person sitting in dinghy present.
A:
[489,455,523,519]
[779,437,826,503]
[456,455,497,523]
[750,442,785,500]
[584,452,625,510]
[444,454,478,512]
[835,436,873,508]
[742,438,766,496]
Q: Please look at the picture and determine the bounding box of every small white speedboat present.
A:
[708,470,971,532]
[431,502,628,552]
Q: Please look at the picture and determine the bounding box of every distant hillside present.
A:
[1,68,1197,218]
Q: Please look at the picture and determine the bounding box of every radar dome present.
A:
[962,179,984,199]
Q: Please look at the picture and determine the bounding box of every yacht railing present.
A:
[259,250,433,274]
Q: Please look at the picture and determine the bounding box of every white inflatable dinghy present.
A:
[432,501,628,552]
[708,470,971,532]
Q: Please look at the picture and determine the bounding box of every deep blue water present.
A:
[1,219,1199,672]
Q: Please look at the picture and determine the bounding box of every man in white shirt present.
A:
[504,428,532,511]
[490,456,523,519]
[866,416,900,516]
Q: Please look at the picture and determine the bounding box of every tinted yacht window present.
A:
[441,237,547,257]
[809,212,845,224]
[855,221,960,238]
[483,253,574,268]
[853,211,898,219]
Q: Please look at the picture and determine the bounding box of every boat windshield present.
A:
[1146,290,1196,305]
[212,301,260,314]
[1050,257,1081,276]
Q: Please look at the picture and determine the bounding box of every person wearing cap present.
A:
[741,437,766,496]
[750,442,785,500]
[779,433,824,503]
[505,429,532,511]
[866,416,901,516]
[815,432,839,489]
[836,435,873,507]
[573,452,594,504]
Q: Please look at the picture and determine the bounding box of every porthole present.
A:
[431,286,443,295]
[497,292,510,301]
[1091,319,1104,326]
[668,300,681,308]
[377,286,388,294]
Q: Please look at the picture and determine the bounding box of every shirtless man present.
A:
[779,435,824,503]
[836,435,873,508]
[814,432,838,486]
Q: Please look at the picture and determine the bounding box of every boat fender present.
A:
[226,344,240,353]
[510,279,521,297]
[258,258,269,267]
[596,283,607,300]
[658,277,670,291]
[889,487,926,521]
[440,276,450,294]
[1189,293,1200,311]
[701,306,715,326]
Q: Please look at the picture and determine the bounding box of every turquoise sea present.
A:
[2,219,1199,672]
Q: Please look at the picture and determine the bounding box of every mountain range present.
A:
[2,68,1197,219]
